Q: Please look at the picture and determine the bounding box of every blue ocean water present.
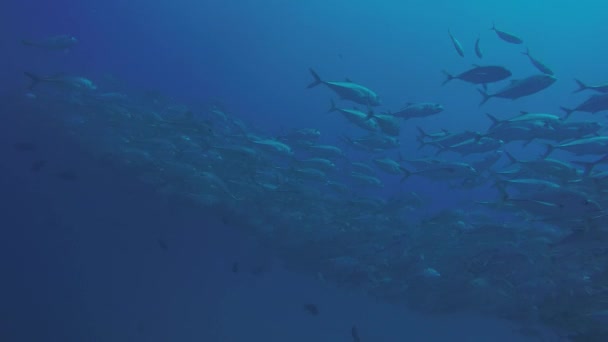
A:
[2,0,608,341]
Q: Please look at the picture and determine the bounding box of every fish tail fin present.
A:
[416,138,429,150]
[573,161,597,177]
[416,126,429,139]
[473,132,485,143]
[521,47,530,56]
[327,99,338,113]
[435,145,448,156]
[504,151,518,166]
[400,168,412,183]
[485,113,500,128]
[478,89,491,106]
[441,70,455,85]
[494,180,509,200]
[24,71,42,90]
[365,108,375,121]
[541,144,555,159]
[307,68,323,88]
[572,79,588,93]
[490,22,496,31]
[559,106,575,119]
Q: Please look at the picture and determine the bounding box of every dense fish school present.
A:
[12,23,608,341]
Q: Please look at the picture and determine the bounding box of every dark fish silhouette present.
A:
[573,79,608,93]
[448,29,464,57]
[232,262,239,273]
[30,160,47,172]
[478,74,557,105]
[22,34,78,50]
[13,142,37,151]
[56,171,79,181]
[443,65,511,86]
[522,47,554,75]
[304,304,319,316]
[352,325,361,342]
[561,93,608,118]
[490,23,523,44]
[474,37,483,59]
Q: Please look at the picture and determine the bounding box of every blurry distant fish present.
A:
[304,304,319,316]
[56,171,79,181]
[30,160,47,172]
[307,68,381,106]
[157,239,168,251]
[560,93,608,118]
[392,102,444,120]
[572,79,608,93]
[21,34,78,50]
[490,23,523,44]
[13,142,37,151]
[448,29,465,57]
[478,74,557,105]
[232,262,239,273]
[521,48,554,75]
[442,65,511,86]
[474,37,483,58]
[351,325,361,342]
[24,72,97,91]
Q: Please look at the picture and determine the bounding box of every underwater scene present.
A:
[2,0,608,341]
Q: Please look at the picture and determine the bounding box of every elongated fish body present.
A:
[544,121,601,141]
[560,93,608,118]
[373,114,400,136]
[439,137,503,156]
[522,48,554,75]
[24,72,97,91]
[490,24,523,44]
[22,34,78,50]
[478,74,557,105]
[475,37,483,58]
[572,79,608,93]
[448,29,464,57]
[308,69,381,106]
[373,158,406,175]
[443,65,511,85]
[393,102,443,120]
[328,100,379,132]
[549,136,608,156]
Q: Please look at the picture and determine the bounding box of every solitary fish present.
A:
[490,23,523,44]
[478,74,557,105]
[443,65,511,86]
[448,29,465,57]
[474,37,483,58]
[22,34,78,50]
[572,79,608,93]
[307,69,381,106]
[304,304,319,316]
[522,48,554,75]
[352,325,361,342]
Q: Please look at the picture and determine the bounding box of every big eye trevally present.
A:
[22,34,78,50]
[307,68,381,106]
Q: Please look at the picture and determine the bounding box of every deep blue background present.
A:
[1,0,604,340]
